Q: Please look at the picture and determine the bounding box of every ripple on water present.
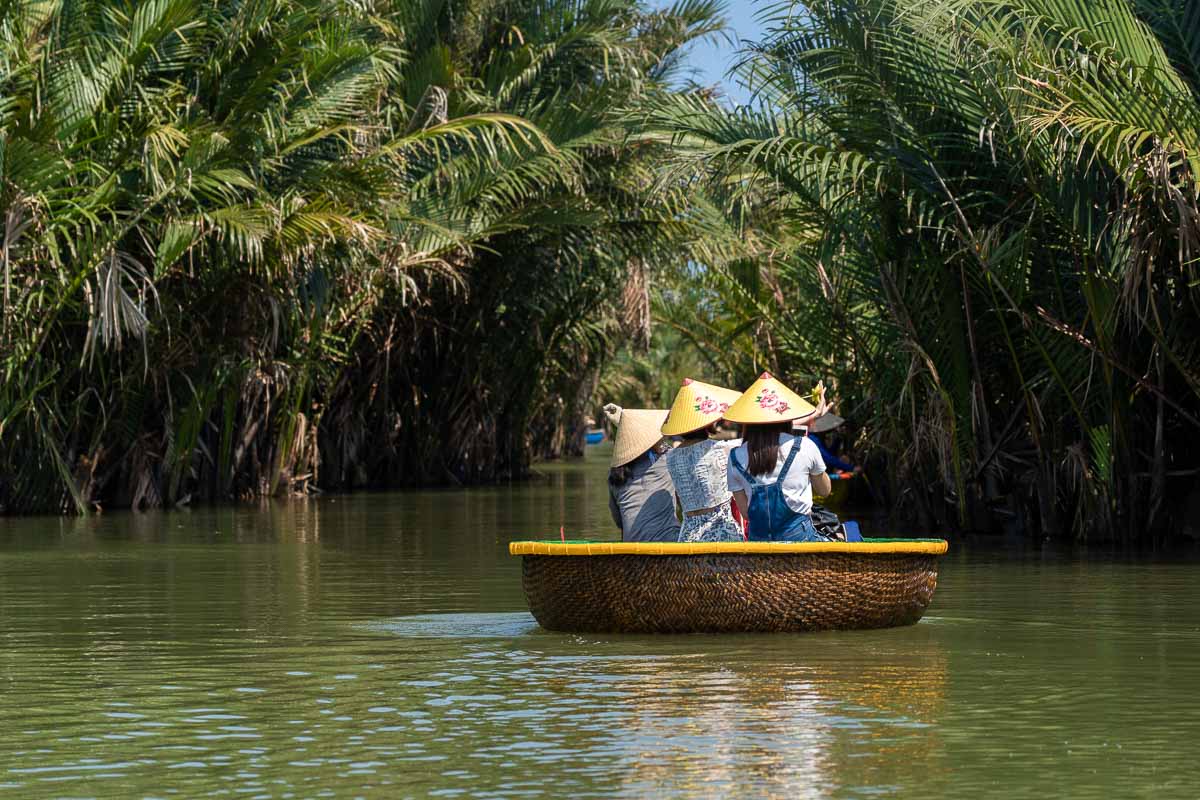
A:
[4,486,1200,799]
[368,612,541,639]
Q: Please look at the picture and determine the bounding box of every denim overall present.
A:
[731,441,824,542]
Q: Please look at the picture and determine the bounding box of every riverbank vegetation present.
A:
[5,0,1199,543]
[627,0,1200,541]
[0,0,725,513]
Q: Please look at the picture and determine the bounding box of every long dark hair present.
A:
[745,421,793,477]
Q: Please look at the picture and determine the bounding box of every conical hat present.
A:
[724,372,817,424]
[808,412,845,434]
[661,379,742,436]
[605,406,670,467]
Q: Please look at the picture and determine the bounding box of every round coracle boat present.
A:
[510,539,948,634]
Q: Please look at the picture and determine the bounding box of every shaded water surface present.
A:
[1,450,1198,798]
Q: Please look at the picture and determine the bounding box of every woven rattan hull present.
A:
[520,551,940,633]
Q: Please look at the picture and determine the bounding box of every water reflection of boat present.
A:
[510,540,948,634]
[608,643,950,796]
[585,429,605,445]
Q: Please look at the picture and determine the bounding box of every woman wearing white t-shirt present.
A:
[723,373,832,542]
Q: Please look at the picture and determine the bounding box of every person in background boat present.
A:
[604,404,680,543]
[583,416,605,445]
[804,413,861,474]
[725,373,833,542]
[661,379,745,543]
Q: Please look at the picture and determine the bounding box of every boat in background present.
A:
[816,470,854,508]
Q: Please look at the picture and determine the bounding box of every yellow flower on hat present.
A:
[660,379,742,436]
[723,372,817,424]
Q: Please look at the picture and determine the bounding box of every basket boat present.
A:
[510,539,948,634]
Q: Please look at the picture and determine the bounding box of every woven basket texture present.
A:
[521,552,939,633]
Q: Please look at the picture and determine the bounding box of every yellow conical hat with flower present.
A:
[723,372,817,424]
[660,379,743,436]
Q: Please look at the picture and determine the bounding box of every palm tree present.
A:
[642,0,1200,540]
[0,0,727,513]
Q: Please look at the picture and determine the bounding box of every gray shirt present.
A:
[608,456,681,542]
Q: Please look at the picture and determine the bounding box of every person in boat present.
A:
[725,373,833,542]
[804,413,861,474]
[708,418,749,534]
[603,404,680,543]
[660,379,745,543]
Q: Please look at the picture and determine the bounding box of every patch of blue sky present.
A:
[656,0,766,106]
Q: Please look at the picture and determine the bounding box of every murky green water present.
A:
[1,448,1198,798]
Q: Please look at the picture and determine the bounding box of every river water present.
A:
[1,449,1197,798]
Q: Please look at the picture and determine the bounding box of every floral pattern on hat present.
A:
[756,389,790,415]
[693,396,734,415]
[724,372,814,424]
[663,379,743,434]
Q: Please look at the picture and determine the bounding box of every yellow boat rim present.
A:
[509,540,949,556]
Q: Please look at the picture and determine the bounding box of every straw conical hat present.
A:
[724,372,817,424]
[604,405,670,467]
[808,412,845,434]
[660,379,742,436]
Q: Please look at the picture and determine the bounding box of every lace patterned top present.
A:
[665,439,734,512]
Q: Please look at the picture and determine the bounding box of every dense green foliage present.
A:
[7,0,1200,542]
[631,0,1200,540]
[0,0,724,513]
